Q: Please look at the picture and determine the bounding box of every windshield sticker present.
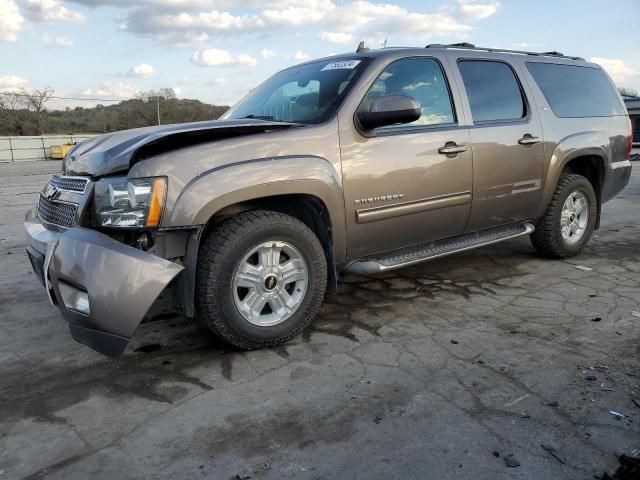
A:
[321,60,361,71]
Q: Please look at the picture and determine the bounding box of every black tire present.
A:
[531,173,597,258]
[196,210,327,349]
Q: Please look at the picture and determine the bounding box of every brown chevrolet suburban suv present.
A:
[25,43,633,356]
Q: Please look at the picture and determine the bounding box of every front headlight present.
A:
[94,177,166,228]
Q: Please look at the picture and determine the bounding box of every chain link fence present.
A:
[0,135,97,162]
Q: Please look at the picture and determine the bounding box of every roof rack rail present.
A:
[425,43,584,61]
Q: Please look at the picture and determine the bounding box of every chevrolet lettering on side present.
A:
[25,43,633,357]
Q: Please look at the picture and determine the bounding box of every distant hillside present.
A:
[0,92,229,136]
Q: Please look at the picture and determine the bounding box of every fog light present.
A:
[58,282,90,316]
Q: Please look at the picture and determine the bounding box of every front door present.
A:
[452,58,545,232]
[339,56,473,258]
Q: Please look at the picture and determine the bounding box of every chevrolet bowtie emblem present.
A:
[42,183,59,200]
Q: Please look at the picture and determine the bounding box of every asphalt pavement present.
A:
[0,161,638,479]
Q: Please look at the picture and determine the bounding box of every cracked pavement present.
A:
[0,161,638,479]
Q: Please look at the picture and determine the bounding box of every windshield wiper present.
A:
[236,114,305,127]
[239,114,276,120]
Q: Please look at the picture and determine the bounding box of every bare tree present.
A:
[136,88,176,102]
[0,89,227,135]
[0,91,31,135]
[20,87,54,134]
[134,88,178,125]
[158,88,177,100]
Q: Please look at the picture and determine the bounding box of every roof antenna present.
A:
[382,36,388,48]
[356,41,369,53]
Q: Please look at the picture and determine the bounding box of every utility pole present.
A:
[156,98,161,126]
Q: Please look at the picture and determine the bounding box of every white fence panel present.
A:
[0,135,98,163]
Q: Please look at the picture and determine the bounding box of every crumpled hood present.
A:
[63,118,300,177]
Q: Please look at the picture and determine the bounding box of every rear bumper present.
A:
[602,160,632,202]
[24,208,183,357]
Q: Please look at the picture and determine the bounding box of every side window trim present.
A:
[456,58,531,126]
[354,55,459,135]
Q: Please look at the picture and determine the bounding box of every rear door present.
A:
[450,57,545,232]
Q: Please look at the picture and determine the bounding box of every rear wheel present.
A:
[197,210,327,349]
[531,173,597,258]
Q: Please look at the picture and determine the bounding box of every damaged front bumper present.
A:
[24,208,183,357]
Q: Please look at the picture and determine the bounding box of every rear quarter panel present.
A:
[516,59,630,216]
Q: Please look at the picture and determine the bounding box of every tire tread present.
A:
[196,210,327,349]
[531,173,595,258]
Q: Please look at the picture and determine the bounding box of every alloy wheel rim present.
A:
[232,240,308,326]
[560,191,589,245]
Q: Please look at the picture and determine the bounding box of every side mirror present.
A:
[357,94,421,130]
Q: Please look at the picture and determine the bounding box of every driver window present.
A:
[362,57,455,127]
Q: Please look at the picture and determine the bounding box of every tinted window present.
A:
[526,62,625,117]
[361,57,455,127]
[458,60,526,122]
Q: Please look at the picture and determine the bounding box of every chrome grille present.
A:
[49,175,89,193]
[38,196,78,228]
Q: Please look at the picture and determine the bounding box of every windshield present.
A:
[222,58,369,124]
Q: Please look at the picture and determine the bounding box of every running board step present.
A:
[345,223,535,275]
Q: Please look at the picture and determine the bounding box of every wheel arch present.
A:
[202,193,338,292]
[561,154,605,228]
[171,157,346,317]
[537,132,609,227]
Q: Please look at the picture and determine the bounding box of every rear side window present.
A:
[526,62,625,117]
[458,60,526,122]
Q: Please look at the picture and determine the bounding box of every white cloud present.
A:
[261,48,276,59]
[590,57,640,88]
[68,0,222,7]
[0,0,24,42]
[126,9,264,35]
[191,48,257,68]
[293,50,310,61]
[319,31,353,45]
[49,1,498,49]
[120,1,477,45]
[69,0,330,8]
[0,74,28,91]
[21,0,84,22]
[43,34,74,46]
[156,31,208,47]
[126,63,158,78]
[452,1,500,20]
[82,81,140,99]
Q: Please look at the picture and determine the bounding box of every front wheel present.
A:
[531,173,597,258]
[197,210,327,349]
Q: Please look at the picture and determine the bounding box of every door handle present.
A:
[438,143,468,155]
[518,134,541,146]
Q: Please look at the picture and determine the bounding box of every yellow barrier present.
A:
[49,143,74,160]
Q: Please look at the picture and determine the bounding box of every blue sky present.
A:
[1,0,639,110]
